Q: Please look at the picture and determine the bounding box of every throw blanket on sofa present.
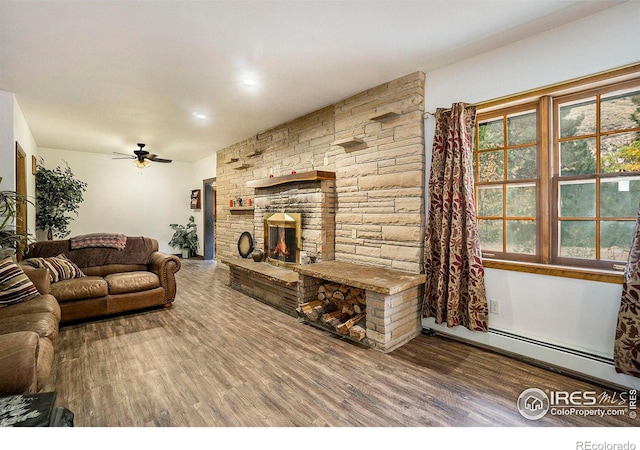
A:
[70,233,127,250]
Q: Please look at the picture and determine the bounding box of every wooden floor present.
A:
[53,259,637,427]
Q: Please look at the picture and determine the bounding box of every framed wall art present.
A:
[190,189,201,209]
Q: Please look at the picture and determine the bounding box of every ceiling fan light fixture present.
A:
[133,159,151,169]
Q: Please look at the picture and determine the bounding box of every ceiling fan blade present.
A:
[113,152,134,157]
[147,155,172,163]
[112,156,134,159]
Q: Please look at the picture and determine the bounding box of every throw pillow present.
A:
[0,257,40,307]
[25,254,86,283]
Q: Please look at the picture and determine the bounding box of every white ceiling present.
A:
[0,1,624,163]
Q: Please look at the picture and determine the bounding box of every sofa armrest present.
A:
[0,331,39,395]
[148,252,181,304]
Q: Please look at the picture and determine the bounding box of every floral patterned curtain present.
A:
[614,205,640,378]
[422,103,488,331]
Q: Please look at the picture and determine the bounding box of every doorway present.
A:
[203,177,216,260]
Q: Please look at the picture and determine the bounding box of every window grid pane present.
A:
[475,108,538,258]
[555,83,640,266]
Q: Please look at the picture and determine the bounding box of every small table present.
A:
[0,392,74,427]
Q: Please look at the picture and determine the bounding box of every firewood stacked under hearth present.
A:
[296,282,366,341]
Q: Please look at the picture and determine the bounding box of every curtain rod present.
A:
[424,104,475,119]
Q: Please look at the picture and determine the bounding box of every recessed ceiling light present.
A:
[193,112,208,119]
[243,78,257,86]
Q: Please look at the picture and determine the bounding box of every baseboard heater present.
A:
[423,327,614,366]
[422,326,635,390]
[486,328,614,365]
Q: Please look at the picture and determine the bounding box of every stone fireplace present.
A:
[217,71,426,353]
[252,171,336,265]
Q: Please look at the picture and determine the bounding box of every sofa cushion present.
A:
[49,276,108,302]
[0,257,40,307]
[0,312,58,340]
[25,254,86,283]
[104,271,160,295]
[82,264,147,278]
[0,294,61,322]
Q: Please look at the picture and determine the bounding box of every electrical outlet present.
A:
[490,300,500,314]
[351,229,357,239]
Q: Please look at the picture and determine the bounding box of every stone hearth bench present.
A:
[220,257,300,316]
[221,257,425,353]
[293,261,426,352]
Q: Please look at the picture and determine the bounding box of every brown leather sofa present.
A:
[22,236,181,324]
[0,266,60,395]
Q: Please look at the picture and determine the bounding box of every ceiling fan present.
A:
[112,143,172,168]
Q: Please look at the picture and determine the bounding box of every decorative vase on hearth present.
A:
[251,249,264,262]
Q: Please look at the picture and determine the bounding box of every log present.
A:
[308,302,338,321]
[307,305,325,321]
[349,325,366,341]
[318,292,325,301]
[341,304,355,315]
[321,310,343,324]
[296,300,322,317]
[336,312,366,335]
[326,313,351,330]
[332,291,344,301]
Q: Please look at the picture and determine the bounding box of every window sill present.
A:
[483,259,624,284]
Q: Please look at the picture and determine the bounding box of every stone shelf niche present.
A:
[331,137,364,149]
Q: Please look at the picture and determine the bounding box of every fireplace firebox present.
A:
[265,213,302,267]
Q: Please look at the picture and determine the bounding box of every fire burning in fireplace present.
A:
[265,212,301,267]
[272,229,290,257]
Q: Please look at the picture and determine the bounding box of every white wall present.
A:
[0,91,14,189]
[190,152,217,256]
[37,147,194,254]
[422,1,640,388]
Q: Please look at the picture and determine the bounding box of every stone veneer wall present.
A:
[216,72,425,273]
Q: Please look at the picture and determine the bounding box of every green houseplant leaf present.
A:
[168,215,199,256]
[35,161,87,239]
[0,176,34,256]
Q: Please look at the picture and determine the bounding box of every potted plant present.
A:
[35,160,87,239]
[168,215,199,258]
[0,176,33,259]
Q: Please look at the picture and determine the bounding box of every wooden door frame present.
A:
[15,143,27,259]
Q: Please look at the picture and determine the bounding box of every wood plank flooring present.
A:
[53,259,637,427]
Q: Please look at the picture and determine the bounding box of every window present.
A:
[474,73,640,274]
[476,104,539,263]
